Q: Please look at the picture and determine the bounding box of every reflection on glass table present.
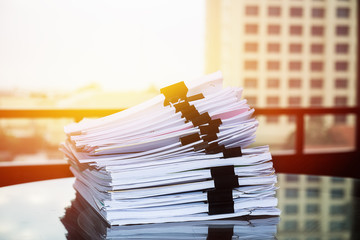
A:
[62,192,279,240]
[0,174,359,240]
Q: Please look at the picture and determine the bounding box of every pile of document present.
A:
[61,192,279,240]
[60,71,280,226]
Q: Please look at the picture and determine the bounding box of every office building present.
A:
[205,0,357,148]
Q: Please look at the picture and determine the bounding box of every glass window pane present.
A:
[244,42,258,52]
[268,25,281,35]
[245,24,258,34]
[312,8,325,18]
[336,26,349,36]
[267,78,280,88]
[305,114,356,153]
[244,78,257,88]
[290,25,302,35]
[337,8,350,18]
[245,6,258,16]
[290,7,303,17]
[289,44,302,53]
[244,60,258,70]
[306,204,320,214]
[268,43,281,52]
[286,188,299,198]
[268,6,281,16]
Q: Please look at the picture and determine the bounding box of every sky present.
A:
[0,0,205,91]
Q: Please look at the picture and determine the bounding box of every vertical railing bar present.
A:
[296,110,305,155]
[356,1,360,153]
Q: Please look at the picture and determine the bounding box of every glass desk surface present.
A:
[0,174,359,240]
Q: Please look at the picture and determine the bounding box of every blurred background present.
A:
[0,1,358,238]
[0,0,357,163]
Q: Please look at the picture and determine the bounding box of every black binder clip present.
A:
[194,142,209,151]
[160,81,188,106]
[222,147,242,158]
[173,101,190,113]
[199,124,220,135]
[205,142,225,154]
[208,201,235,215]
[180,133,201,146]
[187,93,204,102]
[192,112,211,127]
[207,189,235,215]
[181,105,200,121]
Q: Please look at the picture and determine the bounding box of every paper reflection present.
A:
[61,193,279,240]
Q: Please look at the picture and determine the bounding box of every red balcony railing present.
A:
[0,107,359,187]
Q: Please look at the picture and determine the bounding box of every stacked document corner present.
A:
[60,71,280,226]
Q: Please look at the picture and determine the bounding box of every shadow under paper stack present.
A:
[60,71,280,226]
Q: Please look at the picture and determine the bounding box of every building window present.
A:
[307,188,320,198]
[288,97,300,120]
[245,6,258,16]
[290,7,303,17]
[245,42,258,52]
[337,7,350,18]
[289,78,301,88]
[284,220,298,231]
[266,96,279,123]
[331,189,345,199]
[330,205,346,215]
[286,174,299,181]
[244,60,258,70]
[331,177,345,183]
[288,97,301,108]
[267,96,279,106]
[285,188,298,198]
[285,205,298,214]
[268,43,280,52]
[307,175,320,182]
[290,25,302,35]
[289,61,302,71]
[330,221,347,232]
[268,6,281,16]
[311,26,324,36]
[267,61,280,70]
[305,220,320,231]
[334,96,347,106]
[312,8,325,18]
[334,96,347,124]
[306,204,320,214]
[311,44,324,54]
[267,78,280,88]
[268,25,281,35]
[246,96,257,106]
[310,96,322,107]
[266,116,279,123]
[335,61,348,71]
[245,24,258,34]
[311,61,323,71]
[336,26,349,36]
[288,97,300,123]
[311,79,323,89]
[335,78,348,89]
[244,78,257,88]
[289,44,302,53]
[335,44,349,54]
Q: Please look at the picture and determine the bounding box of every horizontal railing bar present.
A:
[254,107,359,115]
[0,107,358,118]
[0,109,124,118]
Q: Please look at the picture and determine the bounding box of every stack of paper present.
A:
[61,192,279,240]
[60,71,280,226]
